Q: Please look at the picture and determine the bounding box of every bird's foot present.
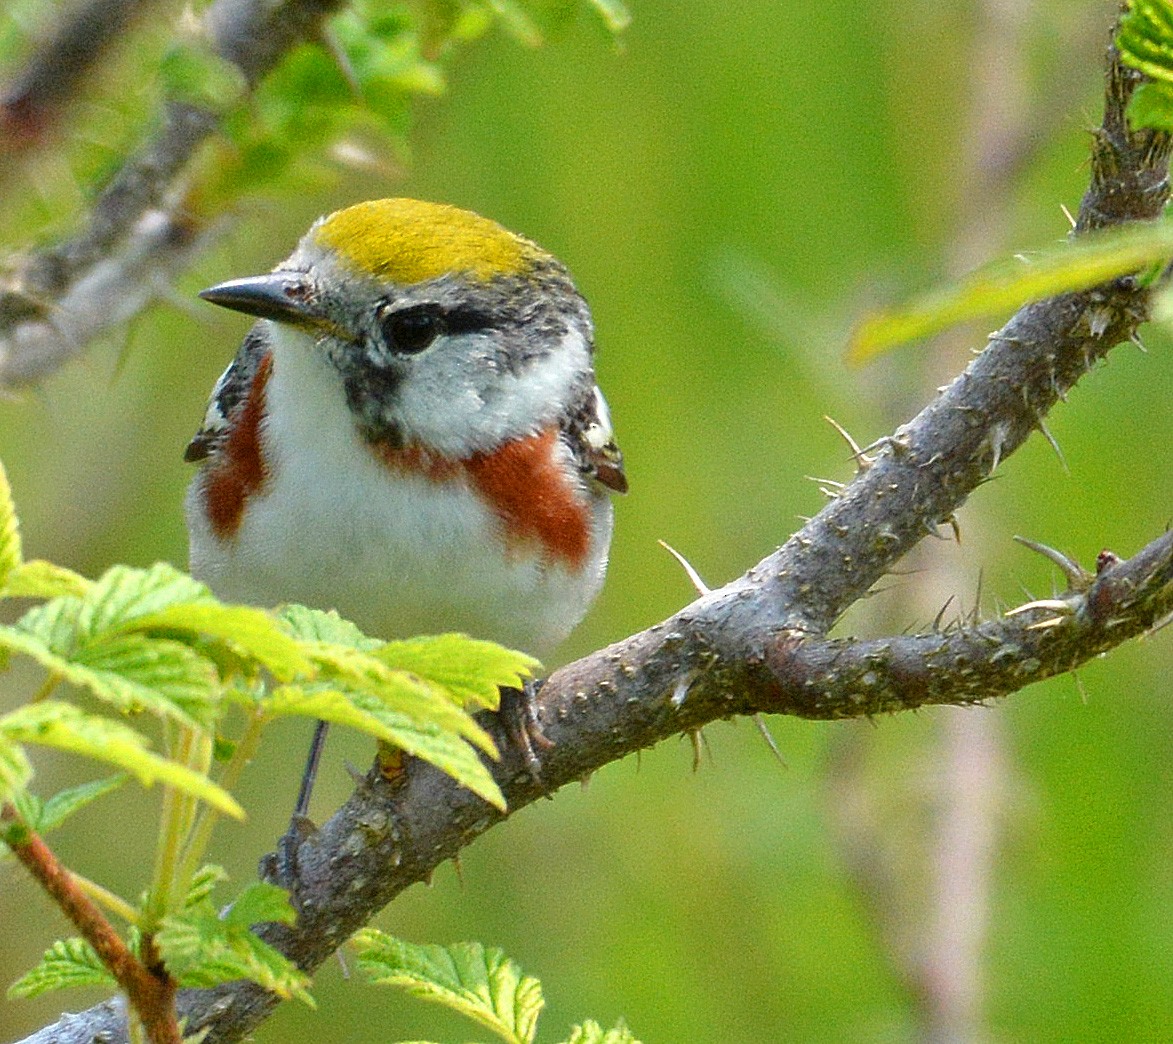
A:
[498,679,553,783]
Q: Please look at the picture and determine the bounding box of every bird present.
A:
[183,198,626,804]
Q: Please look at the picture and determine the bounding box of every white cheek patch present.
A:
[398,327,592,456]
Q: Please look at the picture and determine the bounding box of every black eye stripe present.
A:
[443,308,494,334]
[377,303,493,355]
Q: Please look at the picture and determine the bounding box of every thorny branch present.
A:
[0,0,346,385]
[12,20,1173,1044]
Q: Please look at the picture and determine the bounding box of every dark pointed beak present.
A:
[199,273,324,328]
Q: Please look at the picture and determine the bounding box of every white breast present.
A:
[185,324,613,653]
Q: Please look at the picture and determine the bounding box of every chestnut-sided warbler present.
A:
[184,199,626,784]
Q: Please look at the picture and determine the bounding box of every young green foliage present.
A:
[0,701,242,817]
[0,776,127,859]
[7,938,116,1000]
[563,1021,640,1044]
[273,606,538,809]
[378,634,540,712]
[847,220,1173,360]
[847,9,1173,361]
[156,874,313,1005]
[353,932,544,1044]
[0,459,538,1022]
[204,0,629,204]
[353,931,642,1044]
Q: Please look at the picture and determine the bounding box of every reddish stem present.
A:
[1,803,181,1044]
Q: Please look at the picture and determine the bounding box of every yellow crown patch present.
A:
[313,199,542,285]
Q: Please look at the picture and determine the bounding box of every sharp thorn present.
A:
[932,594,956,632]
[658,540,712,596]
[1025,616,1067,631]
[1013,536,1091,589]
[752,714,786,765]
[1036,418,1068,473]
[1005,597,1072,617]
[823,415,875,471]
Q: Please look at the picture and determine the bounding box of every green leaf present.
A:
[73,633,220,724]
[562,1019,641,1044]
[75,563,212,639]
[267,686,505,810]
[0,702,243,819]
[0,460,22,589]
[222,881,297,928]
[305,642,496,751]
[376,634,540,711]
[1118,1,1173,89]
[130,602,314,680]
[353,932,543,1044]
[7,938,115,999]
[487,0,545,47]
[847,219,1173,361]
[183,864,230,909]
[1127,80,1173,131]
[0,734,32,803]
[2,560,91,599]
[157,886,312,1005]
[158,41,247,109]
[277,604,382,650]
[0,618,220,728]
[23,775,128,842]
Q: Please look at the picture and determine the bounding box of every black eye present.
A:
[379,305,445,355]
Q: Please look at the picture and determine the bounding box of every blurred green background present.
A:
[1,0,1171,1041]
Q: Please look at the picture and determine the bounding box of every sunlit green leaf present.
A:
[1129,82,1173,131]
[354,931,543,1044]
[562,1019,641,1044]
[222,881,297,928]
[267,686,504,810]
[1119,1,1173,96]
[277,605,381,649]
[184,864,229,909]
[0,461,22,589]
[0,619,219,729]
[75,563,211,639]
[0,734,32,803]
[304,642,495,750]
[0,702,243,818]
[129,602,314,680]
[488,0,545,47]
[7,938,115,999]
[847,219,1173,361]
[2,560,91,599]
[73,633,220,724]
[377,634,539,711]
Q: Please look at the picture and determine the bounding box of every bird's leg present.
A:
[497,678,553,782]
[268,719,330,891]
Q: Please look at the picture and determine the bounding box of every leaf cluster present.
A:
[353,931,639,1044]
[0,457,536,1008]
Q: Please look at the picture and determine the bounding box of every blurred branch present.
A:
[0,0,345,385]
[16,20,1173,1044]
[0,0,164,149]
